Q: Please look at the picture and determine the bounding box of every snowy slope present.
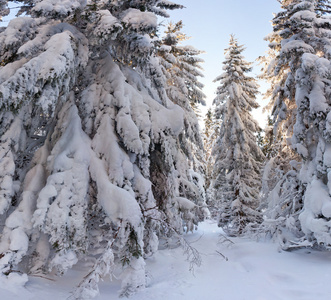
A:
[1,220,331,300]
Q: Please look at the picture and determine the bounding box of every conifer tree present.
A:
[256,0,306,242]
[203,108,220,216]
[260,0,331,249]
[157,21,209,227]
[211,35,264,236]
[0,0,208,297]
[159,21,206,170]
[289,0,331,248]
[257,52,301,234]
[203,109,216,187]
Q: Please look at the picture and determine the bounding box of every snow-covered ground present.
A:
[1,220,331,300]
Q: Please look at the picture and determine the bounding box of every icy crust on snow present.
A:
[300,178,331,246]
[0,20,88,112]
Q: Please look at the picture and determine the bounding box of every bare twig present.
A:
[188,233,204,244]
[218,233,234,247]
[177,235,202,274]
[28,273,56,281]
[215,250,228,261]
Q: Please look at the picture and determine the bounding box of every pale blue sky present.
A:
[167,0,281,124]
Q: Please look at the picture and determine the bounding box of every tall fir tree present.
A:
[203,108,216,188]
[158,20,206,169]
[256,19,303,239]
[0,0,208,297]
[289,0,331,248]
[259,0,331,249]
[211,35,264,237]
[203,108,220,216]
[158,21,209,226]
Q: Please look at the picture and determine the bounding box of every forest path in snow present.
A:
[1,220,331,300]
[112,220,331,300]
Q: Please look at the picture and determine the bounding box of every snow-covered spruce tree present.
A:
[160,21,206,108]
[254,1,306,243]
[210,35,264,236]
[259,0,331,249]
[203,108,216,189]
[288,0,331,248]
[157,21,209,229]
[256,116,299,217]
[203,107,220,216]
[159,21,206,170]
[0,0,209,297]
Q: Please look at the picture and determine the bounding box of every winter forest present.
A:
[1,0,331,299]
